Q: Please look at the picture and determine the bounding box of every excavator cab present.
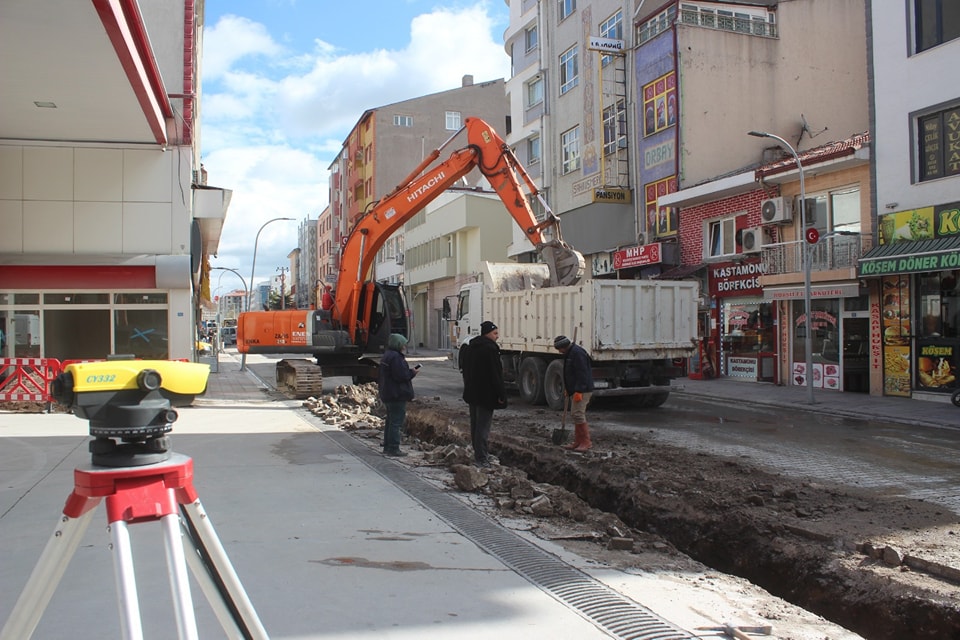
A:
[355,281,408,355]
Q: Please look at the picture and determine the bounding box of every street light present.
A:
[248,217,294,312]
[242,217,294,372]
[211,267,248,317]
[748,130,814,404]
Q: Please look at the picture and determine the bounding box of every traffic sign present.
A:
[805,227,820,244]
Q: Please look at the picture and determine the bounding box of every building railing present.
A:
[677,9,778,39]
[761,233,865,275]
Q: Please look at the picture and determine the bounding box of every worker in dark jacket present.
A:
[554,335,594,451]
[378,333,418,457]
[461,320,507,467]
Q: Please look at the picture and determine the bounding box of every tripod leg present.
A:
[180,500,269,640]
[180,524,246,639]
[109,520,145,640]
[161,513,199,640]
[1,508,97,640]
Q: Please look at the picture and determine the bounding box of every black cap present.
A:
[480,321,498,336]
[554,335,571,349]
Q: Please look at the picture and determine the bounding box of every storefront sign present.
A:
[643,140,675,170]
[613,243,661,269]
[708,260,764,297]
[727,357,757,379]
[859,250,960,276]
[763,283,861,300]
[593,188,632,204]
[877,200,960,245]
[588,36,625,53]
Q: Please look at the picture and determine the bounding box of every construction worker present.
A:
[554,335,594,451]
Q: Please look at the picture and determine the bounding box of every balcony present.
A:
[678,9,778,39]
[761,233,865,276]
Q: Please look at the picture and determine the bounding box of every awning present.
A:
[654,263,705,279]
[858,237,960,277]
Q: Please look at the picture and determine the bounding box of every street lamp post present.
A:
[211,267,248,318]
[248,217,295,312]
[242,217,294,372]
[748,130,814,404]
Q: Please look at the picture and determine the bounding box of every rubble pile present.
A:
[302,383,384,430]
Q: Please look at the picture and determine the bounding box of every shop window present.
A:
[43,293,110,304]
[45,309,110,360]
[115,309,170,359]
[3,310,41,358]
[720,302,774,379]
[918,271,960,338]
[792,299,841,389]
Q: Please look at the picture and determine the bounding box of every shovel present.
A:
[551,396,569,445]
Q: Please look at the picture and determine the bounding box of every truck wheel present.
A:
[646,392,669,408]
[518,357,547,405]
[544,359,565,411]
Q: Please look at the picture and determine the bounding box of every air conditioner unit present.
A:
[741,227,765,253]
[395,253,405,265]
[760,196,792,224]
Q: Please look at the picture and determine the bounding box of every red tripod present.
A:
[1,453,268,640]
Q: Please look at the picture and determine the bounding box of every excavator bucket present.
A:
[540,240,585,287]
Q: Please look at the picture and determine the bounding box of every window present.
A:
[393,115,413,127]
[602,99,626,155]
[599,10,623,66]
[918,105,960,182]
[445,111,462,130]
[560,46,578,94]
[558,0,575,21]
[915,0,960,52]
[561,126,580,174]
[525,25,538,51]
[528,135,541,164]
[708,218,738,258]
[526,76,544,107]
[642,72,677,136]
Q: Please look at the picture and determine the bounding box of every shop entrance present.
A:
[842,317,869,392]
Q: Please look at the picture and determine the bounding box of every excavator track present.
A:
[276,359,323,399]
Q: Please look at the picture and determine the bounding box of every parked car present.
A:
[221,326,237,346]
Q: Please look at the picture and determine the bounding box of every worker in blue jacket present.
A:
[378,333,418,457]
[554,335,594,451]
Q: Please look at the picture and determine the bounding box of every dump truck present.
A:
[453,261,699,410]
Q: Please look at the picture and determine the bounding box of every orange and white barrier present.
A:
[0,358,62,403]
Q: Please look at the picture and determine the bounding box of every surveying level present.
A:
[2,359,269,640]
[50,359,208,466]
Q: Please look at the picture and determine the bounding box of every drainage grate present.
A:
[326,432,695,640]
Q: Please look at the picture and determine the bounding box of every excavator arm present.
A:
[333,117,583,349]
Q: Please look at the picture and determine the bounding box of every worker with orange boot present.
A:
[553,335,594,451]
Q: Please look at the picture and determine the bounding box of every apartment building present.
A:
[323,77,510,290]
[0,1,226,362]
[859,2,960,401]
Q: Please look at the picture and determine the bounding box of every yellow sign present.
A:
[593,188,632,204]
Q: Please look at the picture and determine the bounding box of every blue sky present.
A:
[201,0,512,297]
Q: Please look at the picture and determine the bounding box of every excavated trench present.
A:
[405,406,960,640]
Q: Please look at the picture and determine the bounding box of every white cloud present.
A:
[202,3,510,287]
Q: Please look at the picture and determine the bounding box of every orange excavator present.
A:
[237,117,584,397]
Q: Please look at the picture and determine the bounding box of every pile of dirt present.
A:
[301,388,960,639]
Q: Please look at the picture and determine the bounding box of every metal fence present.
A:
[761,234,864,275]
